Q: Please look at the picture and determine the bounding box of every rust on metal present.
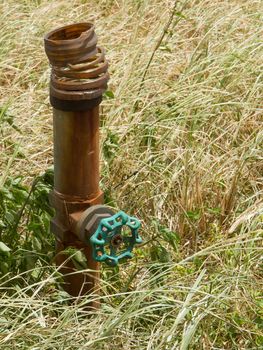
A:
[44,22,109,108]
[44,23,109,303]
[53,107,101,198]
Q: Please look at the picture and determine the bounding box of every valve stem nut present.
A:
[111,234,123,248]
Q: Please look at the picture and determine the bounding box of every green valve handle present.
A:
[90,211,142,267]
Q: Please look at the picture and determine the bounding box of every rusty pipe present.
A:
[53,107,100,199]
[44,23,109,304]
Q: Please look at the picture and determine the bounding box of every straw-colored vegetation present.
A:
[0,0,262,349]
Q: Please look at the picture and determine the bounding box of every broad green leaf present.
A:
[104,90,114,99]
[0,242,11,252]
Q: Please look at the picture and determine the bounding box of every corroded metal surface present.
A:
[50,108,103,301]
[53,107,101,198]
[44,23,109,106]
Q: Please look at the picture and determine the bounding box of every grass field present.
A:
[0,0,262,349]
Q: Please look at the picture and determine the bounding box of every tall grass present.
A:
[0,0,262,349]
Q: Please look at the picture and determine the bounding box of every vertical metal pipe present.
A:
[53,107,100,199]
[55,239,100,303]
[52,106,101,303]
[44,22,109,304]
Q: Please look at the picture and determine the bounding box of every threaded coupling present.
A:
[44,23,109,111]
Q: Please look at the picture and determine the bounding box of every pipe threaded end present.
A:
[44,23,109,109]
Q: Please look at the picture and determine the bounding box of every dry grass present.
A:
[0,0,262,349]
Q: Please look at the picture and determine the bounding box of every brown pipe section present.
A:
[52,107,102,303]
[55,236,100,303]
[44,23,109,305]
[53,107,100,199]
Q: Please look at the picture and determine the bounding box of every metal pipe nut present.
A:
[75,205,114,244]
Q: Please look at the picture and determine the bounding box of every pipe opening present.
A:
[47,23,93,42]
[44,22,109,106]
